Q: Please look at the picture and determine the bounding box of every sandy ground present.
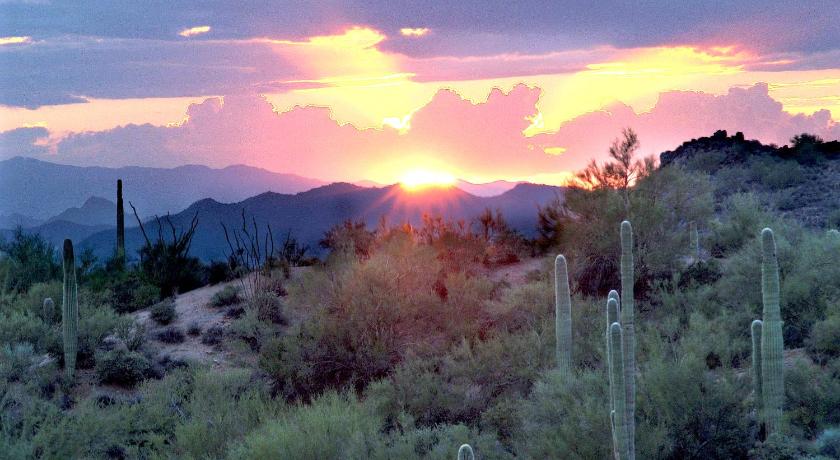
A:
[134,280,239,367]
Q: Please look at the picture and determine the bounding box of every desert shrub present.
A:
[109,271,160,313]
[0,310,54,353]
[0,342,37,382]
[156,326,185,344]
[0,228,59,293]
[229,309,273,351]
[201,325,225,345]
[113,322,145,351]
[150,298,176,325]
[785,359,840,438]
[227,391,380,459]
[814,427,840,458]
[748,432,804,459]
[709,193,776,257]
[517,368,611,458]
[172,369,282,458]
[827,209,840,230]
[207,259,234,285]
[186,322,202,336]
[635,349,752,459]
[250,291,286,325]
[96,348,151,386]
[807,314,840,364]
[209,285,241,308]
[135,214,207,297]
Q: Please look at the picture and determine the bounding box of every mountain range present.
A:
[78,182,564,261]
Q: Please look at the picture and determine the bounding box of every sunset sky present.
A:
[1,1,838,185]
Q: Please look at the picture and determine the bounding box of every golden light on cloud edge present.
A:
[400,27,430,37]
[0,36,32,45]
[179,26,211,38]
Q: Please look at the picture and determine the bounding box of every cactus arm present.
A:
[760,228,784,434]
[43,297,55,324]
[609,322,629,459]
[62,239,79,380]
[619,220,635,459]
[457,443,475,460]
[751,319,763,417]
[690,221,700,261]
[555,254,572,374]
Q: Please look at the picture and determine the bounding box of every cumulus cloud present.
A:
[0,127,49,159]
[3,83,837,183]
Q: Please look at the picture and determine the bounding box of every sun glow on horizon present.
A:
[398,169,456,190]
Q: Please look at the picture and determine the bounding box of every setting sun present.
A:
[398,169,456,190]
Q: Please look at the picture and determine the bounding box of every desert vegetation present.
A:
[1,131,839,459]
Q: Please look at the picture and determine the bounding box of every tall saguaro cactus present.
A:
[619,220,635,458]
[555,254,572,374]
[760,228,784,434]
[608,322,629,460]
[116,179,125,265]
[62,239,79,380]
[606,293,620,412]
[751,319,763,415]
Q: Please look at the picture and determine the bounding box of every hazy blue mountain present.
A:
[0,212,42,229]
[0,157,326,219]
[80,183,564,262]
[46,197,116,226]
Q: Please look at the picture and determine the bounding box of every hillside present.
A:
[661,130,840,227]
[80,182,564,261]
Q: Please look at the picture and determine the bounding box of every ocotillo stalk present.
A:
[43,297,55,324]
[690,222,699,261]
[609,322,629,459]
[619,220,635,459]
[62,239,79,380]
[751,319,763,416]
[457,444,475,460]
[116,179,125,265]
[555,254,572,374]
[760,228,784,434]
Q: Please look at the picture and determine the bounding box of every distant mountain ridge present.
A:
[0,157,326,220]
[80,182,565,261]
[46,196,116,226]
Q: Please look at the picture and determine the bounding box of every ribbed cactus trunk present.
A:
[690,221,699,261]
[555,254,572,374]
[606,292,620,414]
[457,444,475,460]
[619,220,635,459]
[760,228,784,434]
[116,179,125,265]
[62,239,79,380]
[751,319,763,417]
[43,297,55,324]
[609,322,629,460]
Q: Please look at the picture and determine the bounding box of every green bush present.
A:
[202,325,225,345]
[808,315,840,364]
[0,228,60,293]
[156,326,185,344]
[150,298,177,325]
[209,285,241,308]
[96,349,150,386]
[0,342,37,382]
[785,359,840,438]
[814,427,840,458]
[250,291,286,325]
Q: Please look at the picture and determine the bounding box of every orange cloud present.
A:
[178,26,211,38]
[400,27,430,37]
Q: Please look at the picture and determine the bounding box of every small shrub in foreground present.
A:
[96,348,150,386]
[150,299,177,325]
[209,285,241,308]
[156,326,186,344]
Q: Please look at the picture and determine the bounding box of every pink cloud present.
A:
[42,83,840,183]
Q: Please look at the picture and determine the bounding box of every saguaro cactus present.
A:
[751,319,763,415]
[555,254,572,374]
[760,228,784,434]
[609,322,629,460]
[116,179,125,265]
[619,220,635,458]
[606,293,620,412]
[43,297,55,324]
[457,444,475,460]
[62,239,79,380]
